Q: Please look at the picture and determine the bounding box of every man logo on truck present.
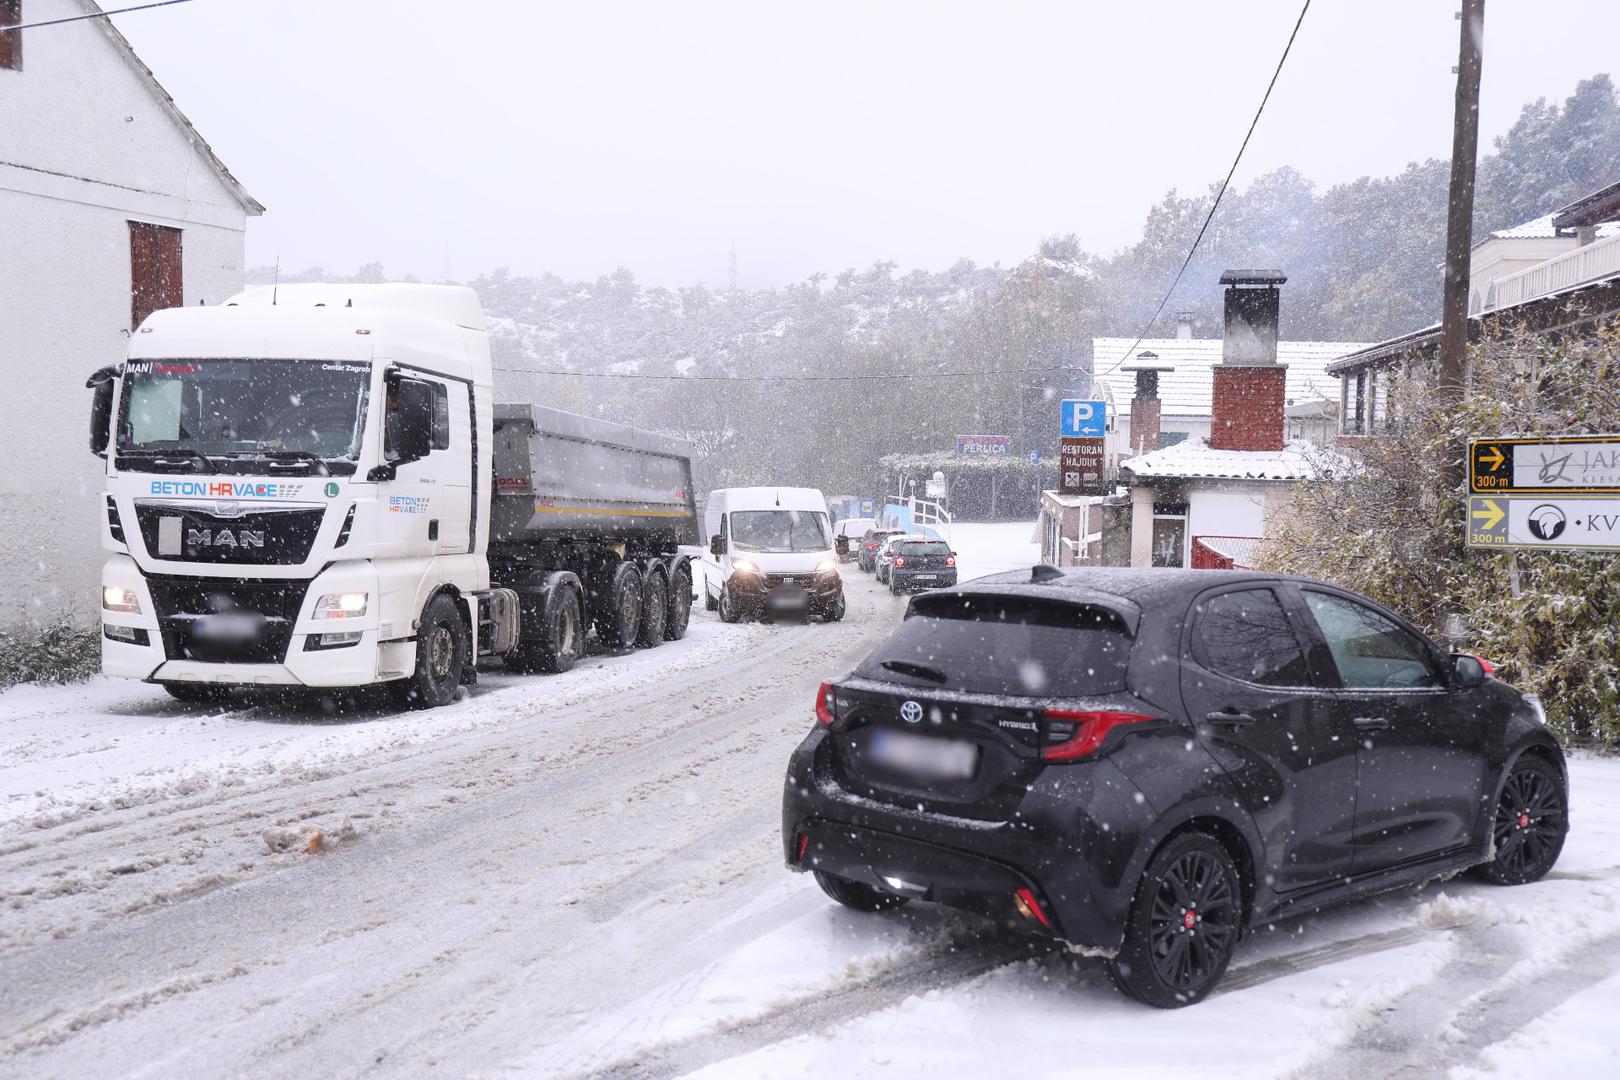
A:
[187,528,265,551]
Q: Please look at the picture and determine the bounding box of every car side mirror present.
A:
[86,365,119,458]
[1452,653,1486,689]
[710,533,726,557]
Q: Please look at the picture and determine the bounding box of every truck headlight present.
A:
[102,585,141,614]
[312,592,368,619]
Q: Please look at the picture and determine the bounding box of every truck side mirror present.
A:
[86,366,119,458]
[710,533,726,557]
[372,374,435,479]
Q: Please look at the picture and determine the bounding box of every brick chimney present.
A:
[1124,351,1169,457]
[1210,270,1287,452]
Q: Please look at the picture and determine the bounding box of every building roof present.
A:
[1489,212,1620,241]
[1091,338,1369,418]
[1121,437,1343,482]
[1553,179,1620,231]
[82,1,263,215]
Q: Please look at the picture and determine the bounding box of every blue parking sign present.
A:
[1061,399,1107,437]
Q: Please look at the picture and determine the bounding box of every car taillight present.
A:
[893,556,907,568]
[816,681,836,726]
[1041,710,1154,761]
[945,555,956,567]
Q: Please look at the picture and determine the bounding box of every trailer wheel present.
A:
[510,584,582,674]
[665,563,693,640]
[637,568,667,648]
[594,561,643,650]
[397,592,467,709]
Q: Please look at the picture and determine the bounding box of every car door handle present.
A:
[1353,716,1391,733]
[1205,710,1257,728]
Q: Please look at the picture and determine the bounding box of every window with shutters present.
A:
[129,221,183,330]
[1,1,22,72]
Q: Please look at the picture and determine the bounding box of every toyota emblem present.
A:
[899,700,923,724]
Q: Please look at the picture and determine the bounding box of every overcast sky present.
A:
[110,0,1619,289]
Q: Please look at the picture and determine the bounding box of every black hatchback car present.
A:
[885,539,958,595]
[783,568,1567,1007]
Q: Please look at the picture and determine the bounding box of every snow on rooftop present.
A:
[1091,339,1369,418]
[1489,212,1620,241]
[1122,437,1345,482]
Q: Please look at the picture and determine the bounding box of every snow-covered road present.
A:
[2,524,1617,1079]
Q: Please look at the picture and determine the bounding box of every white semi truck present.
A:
[86,284,698,707]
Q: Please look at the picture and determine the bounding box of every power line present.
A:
[492,364,1086,384]
[1095,0,1312,381]
[1,0,197,33]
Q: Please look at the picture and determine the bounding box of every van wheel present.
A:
[665,563,693,640]
[638,568,668,648]
[813,870,909,912]
[820,589,846,622]
[594,562,643,650]
[397,593,467,709]
[718,581,745,624]
[1106,832,1242,1008]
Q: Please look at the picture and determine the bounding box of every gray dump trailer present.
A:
[484,403,699,674]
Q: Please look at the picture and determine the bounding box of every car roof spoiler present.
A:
[914,582,1142,637]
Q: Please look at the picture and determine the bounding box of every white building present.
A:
[0,1,261,628]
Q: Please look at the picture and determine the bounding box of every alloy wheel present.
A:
[1493,764,1566,879]
[1146,849,1239,995]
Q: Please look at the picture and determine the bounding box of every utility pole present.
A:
[1439,0,1484,487]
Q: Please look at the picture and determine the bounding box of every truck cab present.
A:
[702,487,844,623]
[87,283,696,708]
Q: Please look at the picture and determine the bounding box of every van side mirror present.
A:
[1452,653,1486,689]
[86,366,119,457]
[710,534,726,557]
[371,373,435,479]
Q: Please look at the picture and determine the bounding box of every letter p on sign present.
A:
[1061,399,1107,437]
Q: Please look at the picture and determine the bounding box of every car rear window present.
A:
[855,593,1132,696]
[897,541,949,555]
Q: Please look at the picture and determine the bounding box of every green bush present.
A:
[0,623,101,690]
[1261,321,1620,747]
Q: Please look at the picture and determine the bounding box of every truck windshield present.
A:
[730,510,831,553]
[116,359,370,475]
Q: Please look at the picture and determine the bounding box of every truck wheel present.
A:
[594,561,643,650]
[638,568,668,648]
[399,592,467,709]
[718,581,745,624]
[665,563,693,640]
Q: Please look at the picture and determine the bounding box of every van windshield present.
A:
[730,510,832,553]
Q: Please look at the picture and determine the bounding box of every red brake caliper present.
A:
[1518,812,1530,830]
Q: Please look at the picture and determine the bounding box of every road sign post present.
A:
[1468,436,1620,552]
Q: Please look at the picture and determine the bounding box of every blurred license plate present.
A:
[193,613,261,640]
[766,586,808,609]
[911,574,936,581]
[869,728,977,781]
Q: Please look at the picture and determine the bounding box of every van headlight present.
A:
[102,586,141,614]
[817,558,839,574]
[312,592,368,619]
[732,558,758,575]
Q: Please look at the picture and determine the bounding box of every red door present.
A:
[130,221,183,330]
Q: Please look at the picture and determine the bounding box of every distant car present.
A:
[886,539,957,594]
[783,568,1567,1008]
[833,517,878,561]
[857,528,903,573]
[874,534,926,584]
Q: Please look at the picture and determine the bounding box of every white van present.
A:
[703,487,845,622]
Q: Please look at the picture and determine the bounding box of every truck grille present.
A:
[134,503,325,566]
[146,576,310,664]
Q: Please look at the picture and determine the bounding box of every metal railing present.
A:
[1486,232,1620,312]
